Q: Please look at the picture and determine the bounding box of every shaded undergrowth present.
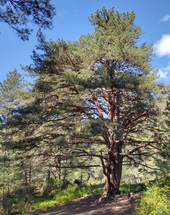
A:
[3,180,147,215]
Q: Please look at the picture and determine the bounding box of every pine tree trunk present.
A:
[100,142,123,201]
[99,91,123,201]
[1,186,4,210]
[7,182,11,214]
[55,157,61,180]
[28,164,32,205]
[58,165,61,180]
[80,165,82,184]
[25,168,28,204]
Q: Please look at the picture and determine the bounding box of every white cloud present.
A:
[164,64,170,71]
[157,64,170,79]
[158,69,168,78]
[153,34,170,57]
[160,14,170,22]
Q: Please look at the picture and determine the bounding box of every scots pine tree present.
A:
[155,98,170,176]
[0,69,26,115]
[2,7,169,201]
[0,69,28,212]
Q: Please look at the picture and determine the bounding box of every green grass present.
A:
[7,178,170,215]
[30,183,102,212]
[2,180,147,215]
[30,181,146,213]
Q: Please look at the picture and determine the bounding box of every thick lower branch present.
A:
[50,165,102,168]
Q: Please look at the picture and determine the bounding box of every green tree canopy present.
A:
[0,69,30,212]
[1,7,169,200]
[0,69,26,115]
[0,0,55,40]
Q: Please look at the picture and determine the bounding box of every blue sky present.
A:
[1,0,170,84]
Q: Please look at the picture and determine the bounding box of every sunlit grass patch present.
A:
[30,183,102,212]
[30,181,146,213]
[5,180,151,214]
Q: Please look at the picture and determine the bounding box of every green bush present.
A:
[120,181,145,194]
[135,177,170,215]
[43,178,63,195]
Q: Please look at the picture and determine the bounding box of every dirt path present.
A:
[32,193,142,215]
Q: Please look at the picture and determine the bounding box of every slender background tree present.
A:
[0,69,29,212]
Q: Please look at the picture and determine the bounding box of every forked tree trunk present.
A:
[100,142,123,201]
[99,91,123,201]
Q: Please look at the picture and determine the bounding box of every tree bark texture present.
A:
[100,141,123,201]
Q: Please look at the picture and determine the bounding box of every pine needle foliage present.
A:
[1,7,169,199]
[0,0,56,40]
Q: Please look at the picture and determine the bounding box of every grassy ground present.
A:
[5,181,146,215]
[7,177,169,215]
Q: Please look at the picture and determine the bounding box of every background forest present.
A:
[0,1,170,215]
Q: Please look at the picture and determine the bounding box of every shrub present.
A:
[135,177,170,215]
[43,178,63,195]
